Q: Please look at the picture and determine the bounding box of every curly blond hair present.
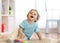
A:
[27,9,40,22]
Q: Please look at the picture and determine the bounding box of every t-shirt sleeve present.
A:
[34,23,40,32]
[19,20,25,28]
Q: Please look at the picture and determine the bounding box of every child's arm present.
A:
[18,27,25,39]
[36,32,42,40]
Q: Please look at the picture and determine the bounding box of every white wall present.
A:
[15,0,60,29]
[46,0,60,28]
[37,0,46,28]
[15,0,36,28]
[15,0,46,28]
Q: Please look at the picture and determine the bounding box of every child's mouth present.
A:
[30,16,34,18]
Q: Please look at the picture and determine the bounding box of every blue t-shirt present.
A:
[19,19,40,39]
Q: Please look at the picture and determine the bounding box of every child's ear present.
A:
[35,18,37,22]
[34,20,37,22]
[34,14,40,22]
[37,14,40,20]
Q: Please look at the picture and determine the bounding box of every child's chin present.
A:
[30,19,34,21]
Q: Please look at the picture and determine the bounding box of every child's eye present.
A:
[34,14,36,15]
[30,12,32,14]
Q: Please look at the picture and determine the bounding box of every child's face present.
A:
[27,10,38,22]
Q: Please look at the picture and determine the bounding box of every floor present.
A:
[0,29,60,43]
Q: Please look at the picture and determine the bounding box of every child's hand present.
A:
[36,32,42,40]
[39,37,42,40]
[20,33,25,39]
[18,33,25,39]
[18,28,26,39]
